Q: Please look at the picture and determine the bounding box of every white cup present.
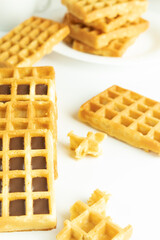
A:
[0,0,52,31]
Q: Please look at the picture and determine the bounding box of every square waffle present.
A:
[0,16,70,67]
[0,66,58,179]
[0,129,56,232]
[72,37,137,57]
[66,16,149,49]
[61,0,148,23]
[79,85,160,154]
[57,189,132,240]
[66,11,146,33]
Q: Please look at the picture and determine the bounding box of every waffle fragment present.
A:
[79,85,160,154]
[57,189,132,240]
[0,16,70,67]
[68,131,105,159]
[62,0,148,23]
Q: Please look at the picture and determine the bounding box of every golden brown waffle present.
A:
[79,85,160,154]
[61,0,148,23]
[66,17,149,49]
[57,189,132,240]
[72,37,137,57]
[0,62,12,68]
[0,129,56,232]
[66,11,146,33]
[0,16,70,67]
[0,66,58,179]
[68,131,105,159]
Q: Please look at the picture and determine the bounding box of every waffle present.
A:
[72,37,137,57]
[0,62,12,68]
[0,66,58,179]
[68,131,105,159]
[79,85,160,154]
[0,129,56,232]
[66,17,149,49]
[57,189,133,240]
[61,0,148,23]
[66,11,146,33]
[0,16,70,67]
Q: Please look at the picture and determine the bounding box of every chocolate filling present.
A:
[9,178,25,192]
[33,199,49,214]
[32,156,46,169]
[0,139,2,151]
[0,85,11,95]
[31,137,45,149]
[36,84,48,95]
[17,85,30,95]
[9,200,25,216]
[0,159,2,171]
[9,157,24,170]
[32,177,48,192]
[10,137,24,150]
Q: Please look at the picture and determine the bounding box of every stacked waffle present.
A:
[0,66,57,232]
[62,0,149,57]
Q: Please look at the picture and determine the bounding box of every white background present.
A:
[0,0,160,239]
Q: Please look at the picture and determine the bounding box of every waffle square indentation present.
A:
[9,199,26,216]
[9,178,25,192]
[33,199,49,214]
[9,137,24,150]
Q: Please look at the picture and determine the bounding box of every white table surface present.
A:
[0,0,160,240]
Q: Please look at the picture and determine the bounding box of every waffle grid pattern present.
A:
[0,101,55,132]
[0,129,56,231]
[0,16,69,67]
[57,189,132,240]
[79,85,160,154]
[62,0,148,22]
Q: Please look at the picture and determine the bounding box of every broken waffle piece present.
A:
[68,131,105,159]
[57,189,133,240]
[79,85,160,154]
[0,16,69,67]
[62,0,148,23]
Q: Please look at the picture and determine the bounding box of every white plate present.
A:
[53,7,160,65]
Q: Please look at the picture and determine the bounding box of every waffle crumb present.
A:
[57,189,133,240]
[68,131,106,159]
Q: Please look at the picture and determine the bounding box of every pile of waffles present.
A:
[62,0,149,57]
